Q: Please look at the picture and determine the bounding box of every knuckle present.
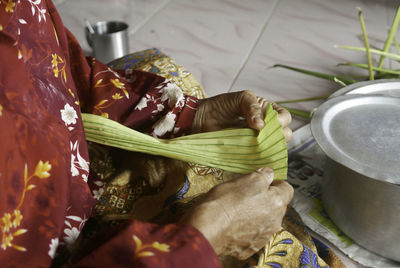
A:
[273,181,294,204]
[248,171,262,181]
[286,110,292,124]
[252,173,269,187]
[283,108,292,122]
[284,128,293,141]
[241,90,254,97]
[253,236,270,250]
[240,90,256,102]
[288,186,294,200]
[288,181,294,192]
[237,249,254,260]
[283,181,294,198]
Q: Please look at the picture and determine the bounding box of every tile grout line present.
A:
[130,0,172,35]
[227,0,282,93]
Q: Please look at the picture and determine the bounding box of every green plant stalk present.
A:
[333,77,347,87]
[273,64,356,85]
[358,9,374,80]
[280,105,312,120]
[276,94,330,104]
[276,7,400,109]
[339,62,400,76]
[336,45,400,61]
[394,37,400,55]
[378,5,400,68]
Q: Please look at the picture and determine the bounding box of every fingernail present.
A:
[257,167,275,185]
[252,116,264,126]
[257,167,273,173]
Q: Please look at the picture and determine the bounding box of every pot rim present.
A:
[311,94,400,185]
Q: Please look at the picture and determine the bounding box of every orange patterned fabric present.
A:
[0,0,220,267]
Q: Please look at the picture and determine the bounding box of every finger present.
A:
[237,244,264,260]
[256,167,274,186]
[270,181,294,205]
[272,103,292,128]
[256,96,268,114]
[283,127,293,142]
[240,91,265,130]
[237,248,257,260]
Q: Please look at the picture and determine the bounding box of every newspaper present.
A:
[287,124,400,268]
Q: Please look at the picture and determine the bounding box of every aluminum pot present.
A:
[311,90,400,261]
[85,21,129,64]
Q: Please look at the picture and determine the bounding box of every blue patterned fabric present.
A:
[300,243,329,268]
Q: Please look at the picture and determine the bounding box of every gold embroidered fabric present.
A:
[109,48,206,99]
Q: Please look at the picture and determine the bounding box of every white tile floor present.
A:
[57,0,398,131]
[57,0,399,266]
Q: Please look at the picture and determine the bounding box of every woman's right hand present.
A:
[180,167,293,260]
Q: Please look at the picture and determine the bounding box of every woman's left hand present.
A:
[192,90,292,142]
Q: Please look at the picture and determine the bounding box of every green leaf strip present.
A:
[336,45,400,61]
[279,105,312,120]
[394,37,400,55]
[276,95,330,104]
[358,9,374,80]
[82,104,288,179]
[273,64,356,85]
[378,5,400,67]
[339,62,400,75]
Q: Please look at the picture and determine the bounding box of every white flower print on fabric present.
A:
[92,188,104,200]
[152,112,176,137]
[70,154,79,177]
[151,104,166,115]
[48,238,59,259]
[160,82,184,109]
[92,180,105,200]
[155,80,169,90]
[63,227,80,247]
[107,67,121,79]
[135,95,150,111]
[63,215,87,248]
[94,67,121,80]
[60,103,78,126]
[156,104,165,112]
[28,0,47,23]
[70,141,89,182]
[135,94,157,111]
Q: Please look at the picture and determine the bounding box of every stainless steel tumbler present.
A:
[86,21,129,64]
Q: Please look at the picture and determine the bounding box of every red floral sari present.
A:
[0,0,220,267]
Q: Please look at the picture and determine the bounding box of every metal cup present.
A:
[85,21,129,64]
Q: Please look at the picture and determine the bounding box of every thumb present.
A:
[240,91,265,130]
[256,167,275,186]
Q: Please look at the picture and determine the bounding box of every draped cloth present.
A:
[0,2,219,267]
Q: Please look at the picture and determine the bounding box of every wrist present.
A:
[192,99,205,134]
[180,201,226,255]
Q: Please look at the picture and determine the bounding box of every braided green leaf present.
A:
[82,104,288,180]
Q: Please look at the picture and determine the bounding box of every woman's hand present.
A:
[180,167,294,259]
[193,90,292,141]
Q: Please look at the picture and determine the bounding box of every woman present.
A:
[0,0,292,266]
